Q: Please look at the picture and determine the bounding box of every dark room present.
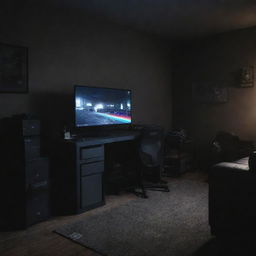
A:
[1,0,256,255]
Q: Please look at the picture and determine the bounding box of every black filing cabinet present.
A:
[0,116,49,230]
[52,140,105,215]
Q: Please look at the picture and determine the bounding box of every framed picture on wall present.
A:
[192,82,228,103]
[239,66,254,88]
[0,43,28,93]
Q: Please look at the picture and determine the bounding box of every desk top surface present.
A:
[66,130,140,147]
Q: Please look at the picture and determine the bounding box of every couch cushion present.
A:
[234,157,249,165]
[213,161,249,172]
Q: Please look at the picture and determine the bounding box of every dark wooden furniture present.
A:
[209,134,255,237]
[0,116,49,230]
[51,131,140,215]
[209,131,254,165]
[208,156,256,237]
[163,132,194,176]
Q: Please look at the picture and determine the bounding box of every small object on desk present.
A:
[63,126,71,140]
[64,131,71,140]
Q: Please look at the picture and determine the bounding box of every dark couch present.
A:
[208,132,256,236]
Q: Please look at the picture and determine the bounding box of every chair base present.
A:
[143,182,170,192]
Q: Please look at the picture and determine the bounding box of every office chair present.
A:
[138,125,170,195]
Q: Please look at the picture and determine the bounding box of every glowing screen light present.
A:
[75,85,132,127]
[76,98,82,107]
[94,104,104,112]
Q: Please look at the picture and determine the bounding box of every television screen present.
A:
[75,85,132,127]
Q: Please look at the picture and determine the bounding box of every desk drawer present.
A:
[81,174,103,209]
[80,145,104,162]
[81,161,104,176]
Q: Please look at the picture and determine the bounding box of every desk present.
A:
[51,130,140,215]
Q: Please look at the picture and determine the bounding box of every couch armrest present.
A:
[211,162,249,174]
[239,140,255,158]
[209,162,256,236]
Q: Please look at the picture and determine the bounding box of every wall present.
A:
[173,27,256,168]
[0,5,172,133]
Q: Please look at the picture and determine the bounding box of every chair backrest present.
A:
[139,126,165,168]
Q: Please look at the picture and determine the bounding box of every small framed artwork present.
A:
[239,66,254,88]
[192,82,228,103]
[0,43,28,93]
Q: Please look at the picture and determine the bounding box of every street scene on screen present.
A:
[75,87,131,127]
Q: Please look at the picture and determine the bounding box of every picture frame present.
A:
[0,42,28,93]
[239,66,254,88]
[192,82,228,103]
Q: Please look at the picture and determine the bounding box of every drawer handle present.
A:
[30,181,48,190]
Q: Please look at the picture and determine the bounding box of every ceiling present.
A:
[5,0,256,40]
[54,0,256,39]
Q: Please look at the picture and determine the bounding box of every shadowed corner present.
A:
[194,236,256,256]
[29,92,73,129]
[193,238,220,256]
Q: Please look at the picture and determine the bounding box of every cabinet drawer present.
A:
[81,161,104,176]
[26,158,49,185]
[80,174,103,209]
[80,145,104,162]
[22,120,40,136]
[24,137,41,160]
[26,192,49,226]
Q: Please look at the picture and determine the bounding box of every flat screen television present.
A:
[74,85,132,128]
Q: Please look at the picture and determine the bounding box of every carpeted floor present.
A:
[55,179,213,256]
